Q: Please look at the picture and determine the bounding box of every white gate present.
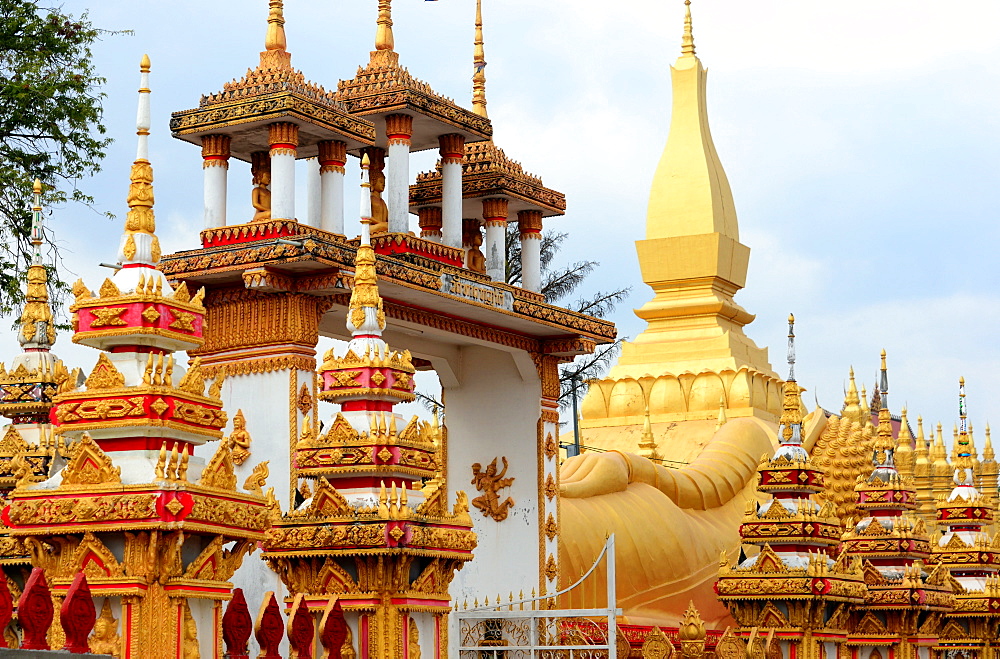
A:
[455,535,622,658]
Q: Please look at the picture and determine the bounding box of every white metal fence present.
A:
[456,535,622,658]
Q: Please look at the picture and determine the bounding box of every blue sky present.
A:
[4,0,1000,440]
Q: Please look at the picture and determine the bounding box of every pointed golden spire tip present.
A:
[265,0,287,52]
[681,0,696,57]
[140,53,150,72]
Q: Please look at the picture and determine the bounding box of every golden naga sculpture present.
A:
[470,456,515,522]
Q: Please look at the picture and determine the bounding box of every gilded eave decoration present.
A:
[158,235,617,345]
[411,141,566,215]
[294,412,436,479]
[7,434,272,539]
[263,477,476,560]
[336,52,491,139]
[52,355,228,441]
[170,91,376,153]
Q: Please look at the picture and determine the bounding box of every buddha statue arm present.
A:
[561,418,774,510]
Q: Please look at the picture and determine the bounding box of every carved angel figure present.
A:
[471,456,515,521]
[89,599,121,657]
[228,410,252,466]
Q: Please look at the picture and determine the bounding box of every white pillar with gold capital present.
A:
[318,140,347,235]
[518,210,543,293]
[483,198,508,282]
[268,122,298,221]
[201,135,230,229]
[439,133,465,248]
[385,114,413,233]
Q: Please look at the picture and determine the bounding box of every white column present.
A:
[201,135,230,229]
[318,140,347,234]
[483,198,508,282]
[519,210,543,293]
[439,134,466,248]
[268,122,298,222]
[305,157,321,228]
[385,114,414,234]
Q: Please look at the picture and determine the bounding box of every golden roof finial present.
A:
[914,415,929,456]
[348,154,386,334]
[119,55,160,266]
[715,396,728,430]
[472,0,488,118]
[375,0,394,52]
[265,0,287,52]
[18,178,55,349]
[681,0,696,57]
[638,403,660,461]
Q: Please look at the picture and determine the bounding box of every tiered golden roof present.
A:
[410,140,566,217]
[335,0,490,150]
[171,0,374,160]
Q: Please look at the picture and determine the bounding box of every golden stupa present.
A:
[559,1,786,627]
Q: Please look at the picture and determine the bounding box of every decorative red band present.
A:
[270,143,297,151]
[341,401,394,412]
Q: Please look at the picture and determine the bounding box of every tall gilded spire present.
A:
[18,179,55,350]
[681,0,696,57]
[616,0,771,384]
[118,54,160,268]
[265,0,286,52]
[646,0,737,241]
[375,0,394,52]
[348,154,386,336]
[472,0,488,118]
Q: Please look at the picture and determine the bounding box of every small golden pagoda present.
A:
[3,57,271,657]
[932,380,1000,658]
[839,354,953,658]
[717,316,865,658]
[262,160,475,658]
[409,0,565,283]
[170,0,375,240]
[0,180,70,623]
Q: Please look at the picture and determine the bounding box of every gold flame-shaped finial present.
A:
[376,0,394,52]
[120,55,160,266]
[265,0,287,52]
[18,178,55,349]
[349,154,386,334]
[472,0,488,118]
[681,0,696,57]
